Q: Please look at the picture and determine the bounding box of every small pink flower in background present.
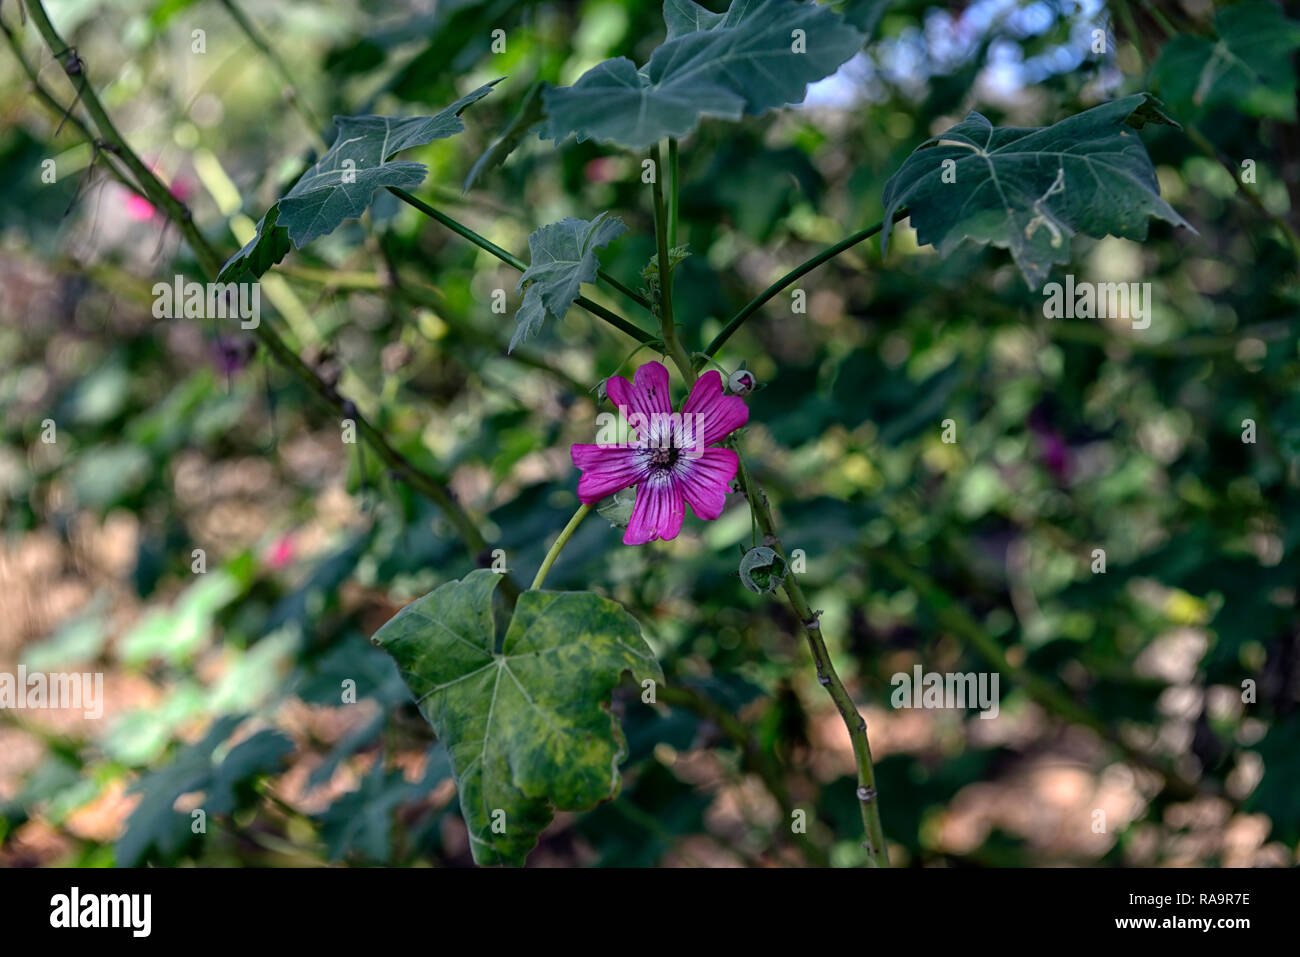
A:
[124,193,158,222]
[571,361,749,545]
[265,533,296,569]
[122,165,192,221]
[583,157,617,184]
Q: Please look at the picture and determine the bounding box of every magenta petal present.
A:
[605,360,672,430]
[683,369,749,445]
[571,444,648,503]
[678,447,738,520]
[623,472,684,545]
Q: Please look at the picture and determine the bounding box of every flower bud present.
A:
[727,369,757,395]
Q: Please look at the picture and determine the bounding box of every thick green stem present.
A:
[531,504,592,590]
[703,213,904,361]
[733,450,889,866]
[387,187,656,344]
[650,143,695,384]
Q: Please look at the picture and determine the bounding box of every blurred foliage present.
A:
[0,0,1298,868]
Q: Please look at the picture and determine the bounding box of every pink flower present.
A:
[571,361,749,545]
[124,193,158,222]
[265,533,296,569]
[120,165,191,221]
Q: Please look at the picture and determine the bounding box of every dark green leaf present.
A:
[542,0,865,150]
[218,83,498,282]
[115,718,290,866]
[511,212,627,351]
[881,93,1193,289]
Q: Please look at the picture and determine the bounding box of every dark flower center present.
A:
[650,445,680,469]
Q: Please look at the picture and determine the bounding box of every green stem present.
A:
[390,186,526,269]
[733,448,889,866]
[1137,0,1187,37]
[650,142,694,384]
[531,504,592,589]
[1112,0,1147,66]
[667,138,679,248]
[388,187,657,344]
[703,214,902,361]
[597,269,653,312]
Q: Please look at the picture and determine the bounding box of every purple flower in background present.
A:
[213,334,257,377]
[1027,402,1073,482]
[571,361,749,545]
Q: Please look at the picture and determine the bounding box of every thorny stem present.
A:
[18,0,518,601]
[650,142,695,385]
[531,504,592,589]
[702,211,907,361]
[732,447,890,866]
[387,187,656,344]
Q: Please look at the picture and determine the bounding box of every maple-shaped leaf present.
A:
[218,82,497,282]
[881,93,1194,290]
[371,569,662,866]
[510,212,627,351]
[542,0,865,150]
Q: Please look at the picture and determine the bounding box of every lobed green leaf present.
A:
[371,569,663,866]
[218,83,498,283]
[541,0,866,150]
[510,211,627,351]
[881,93,1194,290]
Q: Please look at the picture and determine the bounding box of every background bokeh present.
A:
[1,0,1298,867]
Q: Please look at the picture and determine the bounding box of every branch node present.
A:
[58,47,83,76]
